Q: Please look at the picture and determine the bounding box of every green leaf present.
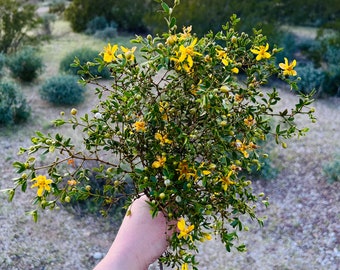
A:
[27,210,38,223]
[13,161,26,173]
[21,181,27,192]
[49,145,55,153]
[170,17,176,28]
[161,2,170,13]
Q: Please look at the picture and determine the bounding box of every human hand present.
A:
[94,195,173,270]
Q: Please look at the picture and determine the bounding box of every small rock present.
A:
[92,252,104,260]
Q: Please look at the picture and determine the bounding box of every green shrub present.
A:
[322,65,340,97]
[85,16,108,35]
[0,80,30,125]
[59,48,111,79]
[93,27,118,41]
[323,153,340,183]
[295,62,325,96]
[39,75,86,105]
[7,46,43,82]
[64,0,113,33]
[0,0,42,53]
[275,32,297,65]
[0,53,6,77]
[322,38,340,96]
[85,16,118,41]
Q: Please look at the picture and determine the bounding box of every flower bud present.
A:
[71,108,78,115]
[219,120,227,127]
[164,179,171,186]
[220,85,230,93]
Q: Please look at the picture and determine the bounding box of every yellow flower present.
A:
[133,121,146,132]
[177,218,195,240]
[279,57,297,76]
[235,94,244,102]
[152,155,166,168]
[177,160,197,180]
[166,34,178,45]
[220,171,235,191]
[103,43,118,63]
[244,115,255,127]
[230,164,241,172]
[235,139,249,158]
[251,43,271,61]
[216,48,230,66]
[231,67,239,74]
[200,232,212,242]
[31,175,53,197]
[215,49,239,74]
[171,38,201,72]
[67,179,77,186]
[202,170,211,175]
[119,46,137,62]
[159,101,169,113]
[248,141,257,150]
[181,263,189,270]
[155,132,172,145]
[204,233,212,240]
[179,26,192,40]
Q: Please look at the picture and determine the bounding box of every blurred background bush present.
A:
[6,46,43,82]
[0,80,30,125]
[39,74,86,105]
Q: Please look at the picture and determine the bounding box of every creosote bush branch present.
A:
[3,1,315,269]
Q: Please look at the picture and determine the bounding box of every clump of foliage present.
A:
[321,35,340,97]
[64,0,114,33]
[295,63,325,96]
[93,27,118,41]
[6,1,315,269]
[0,80,30,125]
[323,153,340,183]
[64,0,149,33]
[0,53,6,77]
[7,46,43,82]
[39,75,86,105]
[85,16,109,35]
[59,47,111,79]
[85,16,118,41]
[0,0,42,53]
[322,65,340,97]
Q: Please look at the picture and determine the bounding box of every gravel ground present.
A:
[1,88,339,270]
